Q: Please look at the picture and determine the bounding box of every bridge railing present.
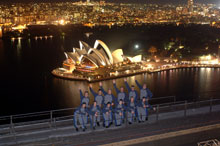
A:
[1,97,220,141]
[0,96,176,126]
[149,95,176,105]
[150,98,220,121]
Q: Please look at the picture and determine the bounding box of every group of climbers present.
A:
[73,78,155,132]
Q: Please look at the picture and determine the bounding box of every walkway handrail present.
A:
[52,107,76,113]
[0,97,219,126]
[150,96,176,101]
[157,101,184,107]
[0,108,77,120]
[0,96,176,121]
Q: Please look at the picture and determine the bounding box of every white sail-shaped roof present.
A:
[81,54,99,67]
[127,55,142,63]
[63,40,142,68]
[112,49,124,64]
[88,49,107,66]
[79,41,91,52]
[66,52,80,63]
[75,48,87,56]
[99,49,112,65]
[132,55,142,62]
[94,40,113,65]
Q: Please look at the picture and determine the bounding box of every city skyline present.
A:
[0,0,219,4]
[0,1,219,27]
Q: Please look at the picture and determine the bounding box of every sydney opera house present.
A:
[62,40,142,72]
[52,40,144,81]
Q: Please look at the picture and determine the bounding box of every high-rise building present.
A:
[188,0,193,14]
[0,26,2,38]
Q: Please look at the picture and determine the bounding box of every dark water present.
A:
[1,26,220,117]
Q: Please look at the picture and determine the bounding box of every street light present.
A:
[135,44,139,49]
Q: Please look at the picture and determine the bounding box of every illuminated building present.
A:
[112,49,124,64]
[212,21,220,29]
[0,26,2,38]
[63,59,76,72]
[127,55,142,63]
[188,0,193,14]
[0,2,219,28]
[11,25,27,33]
[63,40,142,72]
[199,55,218,65]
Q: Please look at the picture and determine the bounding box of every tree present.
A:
[148,46,158,56]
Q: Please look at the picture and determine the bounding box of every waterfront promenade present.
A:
[1,98,220,146]
[52,63,220,82]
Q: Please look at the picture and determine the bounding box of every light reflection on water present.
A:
[50,67,220,108]
[17,39,22,60]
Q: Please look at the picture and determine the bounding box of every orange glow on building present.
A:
[59,19,66,25]
[12,25,27,32]
[84,23,95,27]
[0,26,2,38]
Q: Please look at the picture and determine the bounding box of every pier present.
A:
[52,63,220,82]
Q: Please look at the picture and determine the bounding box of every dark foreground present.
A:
[134,127,220,146]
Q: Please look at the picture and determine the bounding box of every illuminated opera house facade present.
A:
[62,40,142,73]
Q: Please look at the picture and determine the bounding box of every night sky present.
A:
[0,0,219,4]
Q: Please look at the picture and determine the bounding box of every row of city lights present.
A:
[11,35,54,41]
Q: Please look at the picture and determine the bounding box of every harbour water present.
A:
[1,25,220,116]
